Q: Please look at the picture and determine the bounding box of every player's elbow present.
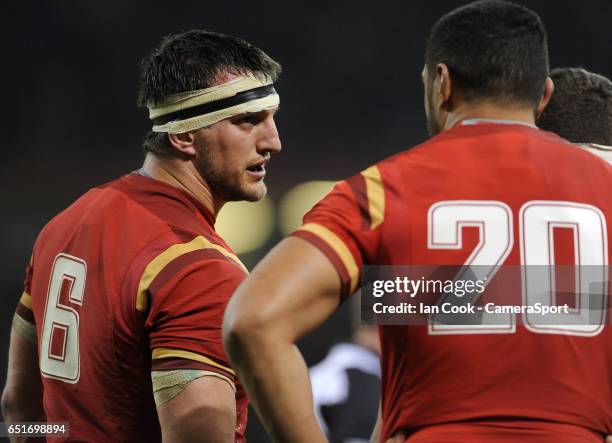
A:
[2,371,45,422]
[223,293,281,363]
[1,385,16,419]
[223,308,268,359]
[1,385,33,422]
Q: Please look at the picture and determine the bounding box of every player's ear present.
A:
[535,77,554,118]
[436,63,453,110]
[168,131,198,157]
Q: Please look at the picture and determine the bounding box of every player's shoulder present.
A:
[106,173,245,276]
[379,122,604,168]
[35,172,236,267]
[536,136,612,174]
[311,147,415,217]
[146,232,246,274]
[577,143,612,164]
[386,122,548,158]
[126,229,247,313]
[130,213,247,289]
[49,171,215,237]
[35,175,127,241]
[110,172,218,234]
[322,125,475,200]
[339,142,426,200]
[35,174,162,246]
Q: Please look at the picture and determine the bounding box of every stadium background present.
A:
[3,1,611,440]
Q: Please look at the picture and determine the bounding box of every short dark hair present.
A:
[137,30,281,157]
[425,0,549,107]
[538,67,612,145]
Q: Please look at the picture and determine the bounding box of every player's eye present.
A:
[234,114,261,126]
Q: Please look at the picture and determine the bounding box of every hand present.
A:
[605,435,612,443]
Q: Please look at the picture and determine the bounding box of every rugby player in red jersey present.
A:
[224,1,611,442]
[2,30,281,443]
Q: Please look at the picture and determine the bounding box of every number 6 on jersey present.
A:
[40,253,87,383]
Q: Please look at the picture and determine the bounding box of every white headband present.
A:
[148,74,279,134]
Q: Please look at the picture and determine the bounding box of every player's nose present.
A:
[257,113,281,155]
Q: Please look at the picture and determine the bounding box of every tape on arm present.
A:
[12,314,36,344]
[151,369,236,407]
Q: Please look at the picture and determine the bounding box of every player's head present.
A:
[137,30,282,202]
[538,67,612,145]
[423,0,551,136]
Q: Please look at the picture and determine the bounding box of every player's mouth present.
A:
[246,159,267,180]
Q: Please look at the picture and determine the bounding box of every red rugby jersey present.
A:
[292,121,612,442]
[15,172,249,442]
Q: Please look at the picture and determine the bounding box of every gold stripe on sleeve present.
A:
[136,236,247,312]
[152,348,235,376]
[297,223,360,293]
[361,165,385,229]
[19,291,32,309]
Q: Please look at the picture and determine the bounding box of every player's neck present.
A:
[141,154,224,216]
[444,101,536,130]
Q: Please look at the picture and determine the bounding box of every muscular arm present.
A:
[156,374,236,443]
[223,237,342,443]
[2,326,45,443]
[145,255,248,443]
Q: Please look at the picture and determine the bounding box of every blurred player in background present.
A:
[538,67,612,162]
[224,1,611,442]
[2,30,281,443]
[309,296,380,443]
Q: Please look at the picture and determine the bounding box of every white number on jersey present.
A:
[40,253,87,383]
[428,200,608,336]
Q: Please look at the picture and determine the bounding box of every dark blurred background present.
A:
[2,1,611,440]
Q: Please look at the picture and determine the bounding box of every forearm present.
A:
[227,332,326,443]
[2,328,45,431]
[1,391,45,423]
[2,384,46,443]
[224,238,341,442]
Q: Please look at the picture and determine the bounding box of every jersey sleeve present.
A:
[13,258,36,343]
[291,165,386,300]
[144,252,247,384]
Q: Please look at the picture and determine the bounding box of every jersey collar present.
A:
[459,118,537,129]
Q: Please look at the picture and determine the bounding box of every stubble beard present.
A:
[196,157,266,204]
